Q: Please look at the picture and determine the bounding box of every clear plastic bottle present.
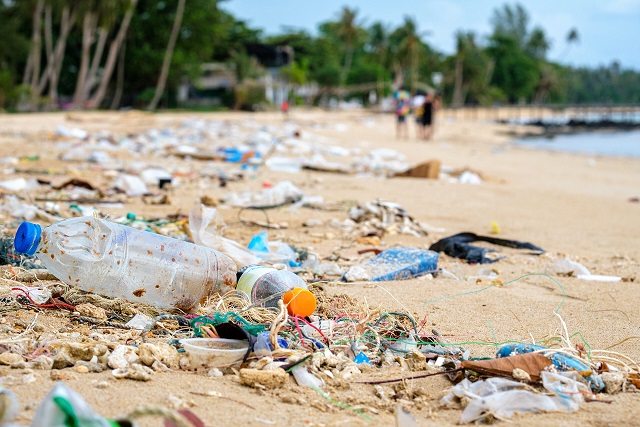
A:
[236,265,316,317]
[14,217,237,312]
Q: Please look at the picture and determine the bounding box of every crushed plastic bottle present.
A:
[236,265,316,317]
[342,247,439,282]
[14,217,237,312]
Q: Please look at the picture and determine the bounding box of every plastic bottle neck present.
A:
[236,265,276,296]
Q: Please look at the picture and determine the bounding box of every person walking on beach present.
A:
[412,90,426,139]
[280,99,289,117]
[421,93,439,140]
[394,88,410,139]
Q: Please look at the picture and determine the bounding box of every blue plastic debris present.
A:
[354,351,371,365]
[248,231,269,253]
[257,331,289,350]
[497,343,604,392]
[247,231,300,267]
[342,247,439,282]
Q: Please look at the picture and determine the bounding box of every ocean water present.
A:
[514,130,640,158]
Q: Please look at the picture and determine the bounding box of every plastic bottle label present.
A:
[236,265,275,296]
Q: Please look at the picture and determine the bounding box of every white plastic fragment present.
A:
[291,366,324,388]
[189,204,261,268]
[114,174,148,196]
[547,258,591,276]
[577,274,622,282]
[125,313,153,329]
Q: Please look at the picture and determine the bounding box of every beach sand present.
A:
[0,109,639,426]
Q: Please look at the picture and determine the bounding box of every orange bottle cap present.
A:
[283,287,316,317]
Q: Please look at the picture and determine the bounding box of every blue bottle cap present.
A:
[14,222,42,256]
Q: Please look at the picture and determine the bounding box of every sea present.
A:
[511,112,640,158]
[514,130,640,158]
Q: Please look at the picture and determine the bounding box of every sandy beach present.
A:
[0,109,639,426]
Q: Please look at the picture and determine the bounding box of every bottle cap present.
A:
[14,222,42,256]
[283,287,316,317]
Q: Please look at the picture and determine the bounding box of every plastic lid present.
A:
[283,287,317,317]
[14,222,42,256]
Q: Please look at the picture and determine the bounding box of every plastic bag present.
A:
[541,371,589,408]
[461,389,570,423]
[0,196,60,222]
[31,382,113,427]
[441,374,585,424]
[189,204,261,268]
[223,181,304,208]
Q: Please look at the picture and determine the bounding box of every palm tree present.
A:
[368,22,389,102]
[558,27,579,61]
[391,17,429,94]
[22,0,79,111]
[88,0,138,109]
[452,31,468,107]
[451,31,490,107]
[25,0,44,109]
[148,0,186,111]
[72,1,126,108]
[526,27,550,60]
[335,7,361,89]
[490,3,530,49]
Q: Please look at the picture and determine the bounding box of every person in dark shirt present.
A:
[421,93,440,140]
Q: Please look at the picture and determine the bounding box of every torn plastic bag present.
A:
[441,376,581,424]
[429,232,544,264]
[440,377,527,407]
[461,389,575,423]
[189,204,261,268]
[541,371,589,405]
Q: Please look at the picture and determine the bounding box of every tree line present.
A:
[1,1,639,111]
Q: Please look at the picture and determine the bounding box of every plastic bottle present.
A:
[236,265,316,317]
[342,247,439,282]
[14,217,237,312]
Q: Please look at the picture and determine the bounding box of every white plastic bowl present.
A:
[180,338,249,369]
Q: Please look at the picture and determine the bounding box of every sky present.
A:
[222,0,640,70]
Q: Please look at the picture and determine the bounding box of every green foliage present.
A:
[314,63,341,87]
[0,1,32,109]
[123,0,230,106]
[490,3,530,49]
[234,80,267,111]
[487,34,540,102]
[563,63,640,104]
[1,0,639,110]
[347,63,389,85]
[280,60,308,85]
